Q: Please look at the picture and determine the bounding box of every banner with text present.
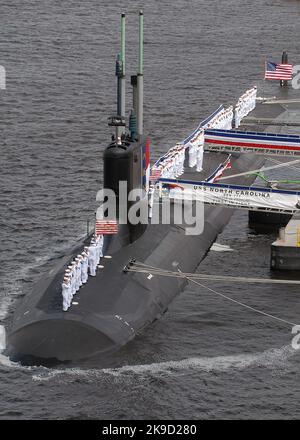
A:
[162,179,300,212]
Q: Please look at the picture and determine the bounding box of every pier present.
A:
[227,89,300,270]
[271,212,300,270]
[157,79,300,272]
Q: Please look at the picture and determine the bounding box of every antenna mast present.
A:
[137,11,144,139]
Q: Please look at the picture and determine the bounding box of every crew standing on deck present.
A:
[81,248,89,284]
[74,257,82,292]
[65,267,74,304]
[88,241,97,276]
[96,234,104,264]
[70,262,77,295]
[62,276,71,311]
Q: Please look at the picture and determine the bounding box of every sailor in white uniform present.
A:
[99,235,104,254]
[74,257,81,292]
[62,277,71,311]
[81,249,89,284]
[196,141,204,172]
[76,255,84,287]
[148,185,155,218]
[69,263,77,296]
[94,237,100,265]
[179,146,185,175]
[96,235,103,263]
[65,268,74,303]
[65,275,73,307]
[88,241,97,276]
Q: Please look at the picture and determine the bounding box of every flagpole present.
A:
[280,51,288,87]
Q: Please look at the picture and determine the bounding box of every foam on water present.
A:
[0,297,13,322]
[0,325,21,368]
[31,344,296,382]
[0,354,20,369]
[210,243,234,252]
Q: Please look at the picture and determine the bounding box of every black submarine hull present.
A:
[7,151,264,362]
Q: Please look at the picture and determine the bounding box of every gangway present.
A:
[204,128,300,157]
[159,177,300,215]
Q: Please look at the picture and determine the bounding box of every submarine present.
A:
[7,12,265,363]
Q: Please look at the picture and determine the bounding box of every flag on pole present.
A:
[95,219,118,235]
[264,61,293,80]
[149,168,162,182]
[206,156,232,183]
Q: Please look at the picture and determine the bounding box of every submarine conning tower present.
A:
[103,11,149,245]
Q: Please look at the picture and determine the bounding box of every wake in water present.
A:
[0,325,17,368]
[31,344,297,382]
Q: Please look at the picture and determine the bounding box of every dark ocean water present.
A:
[0,0,300,420]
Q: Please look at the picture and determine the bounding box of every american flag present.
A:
[95,219,118,235]
[206,157,232,183]
[149,168,161,182]
[265,61,293,80]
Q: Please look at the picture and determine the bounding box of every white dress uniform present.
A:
[64,276,72,307]
[179,147,185,175]
[62,279,71,311]
[234,106,240,128]
[94,238,100,265]
[70,263,77,296]
[97,235,103,261]
[196,142,204,172]
[77,255,83,287]
[74,258,81,292]
[88,243,97,276]
[148,186,155,218]
[65,269,74,304]
[81,251,89,284]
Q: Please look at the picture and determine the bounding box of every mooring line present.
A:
[126,261,299,328]
[185,276,298,328]
[126,262,300,285]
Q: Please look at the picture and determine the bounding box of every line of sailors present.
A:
[150,103,235,183]
[152,143,186,181]
[187,129,205,171]
[148,87,258,217]
[234,86,257,128]
[205,106,234,131]
[148,144,186,218]
[187,106,234,172]
[61,234,104,312]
